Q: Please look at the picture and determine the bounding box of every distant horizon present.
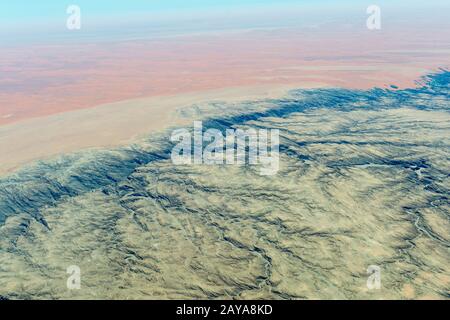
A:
[2,1,449,28]
[2,0,450,46]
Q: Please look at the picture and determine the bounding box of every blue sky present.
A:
[1,0,447,23]
[1,0,306,21]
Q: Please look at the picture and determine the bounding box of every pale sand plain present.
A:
[0,82,327,176]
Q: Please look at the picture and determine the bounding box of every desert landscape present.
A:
[0,0,449,300]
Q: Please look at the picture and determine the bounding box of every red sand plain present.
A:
[0,26,449,125]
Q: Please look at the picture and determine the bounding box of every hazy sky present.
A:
[3,0,447,22]
[1,0,313,21]
[0,0,354,42]
[1,0,449,44]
